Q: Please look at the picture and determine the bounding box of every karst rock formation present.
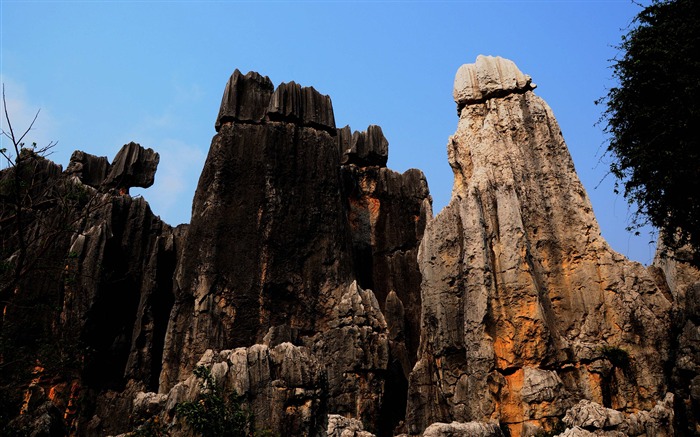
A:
[1,56,698,436]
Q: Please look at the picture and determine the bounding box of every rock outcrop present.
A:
[406,55,674,436]
[453,55,535,110]
[158,70,429,435]
[1,143,183,435]
[558,394,675,436]
[652,245,700,435]
[4,58,699,437]
[65,142,160,193]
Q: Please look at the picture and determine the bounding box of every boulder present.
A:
[453,55,535,110]
[65,150,110,187]
[103,142,159,191]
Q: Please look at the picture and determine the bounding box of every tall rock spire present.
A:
[407,55,674,436]
[159,70,431,435]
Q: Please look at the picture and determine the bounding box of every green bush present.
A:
[175,366,250,437]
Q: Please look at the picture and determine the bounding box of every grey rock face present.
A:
[559,393,674,436]
[653,247,700,435]
[422,421,503,437]
[407,56,674,437]
[8,62,697,437]
[150,283,391,436]
[66,143,159,193]
[0,147,179,436]
[103,142,160,191]
[160,80,353,390]
[340,147,431,434]
[66,150,110,187]
[328,414,377,437]
[160,72,428,435]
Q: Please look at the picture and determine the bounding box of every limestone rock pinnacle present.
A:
[453,55,535,111]
[408,56,673,436]
[103,142,160,191]
[339,124,390,167]
[215,69,274,129]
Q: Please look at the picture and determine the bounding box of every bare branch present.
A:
[2,85,17,151]
[15,108,41,148]
[0,148,15,167]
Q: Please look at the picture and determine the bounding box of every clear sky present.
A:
[1,0,657,264]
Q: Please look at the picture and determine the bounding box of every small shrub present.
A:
[175,366,250,437]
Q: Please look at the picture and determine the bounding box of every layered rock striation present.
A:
[407,55,675,436]
[159,69,430,435]
[1,144,183,435]
[3,58,699,437]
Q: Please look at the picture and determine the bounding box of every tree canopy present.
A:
[598,0,700,265]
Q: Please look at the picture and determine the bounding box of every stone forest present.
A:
[1,56,698,436]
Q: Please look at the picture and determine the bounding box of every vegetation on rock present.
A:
[175,366,251,437]
[597,0,700,265]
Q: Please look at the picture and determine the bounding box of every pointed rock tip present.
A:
[453,55,536,110]
[216,69,275,130]
[340,124,388,167]
[267,81,336,132]
[103,142,159,191]
[216,69,336,132]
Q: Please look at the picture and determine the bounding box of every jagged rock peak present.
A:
[66,142,159,192]
[453,55,536,110]
[215,70,336,133]
[215,69,275,130]
[103,142,159,192]
[65,150,110,187]
[267,80,336,132]
[338,124,389,167]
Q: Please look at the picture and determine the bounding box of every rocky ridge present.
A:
[1,57,698,436]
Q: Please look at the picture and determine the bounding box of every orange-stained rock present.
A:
[406,56,674,435]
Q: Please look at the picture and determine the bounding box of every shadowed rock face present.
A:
[406,55,674,437]
[159,70,430,435]
[160,71,352,385]
[654,246,700,435]
[0,145,183,436]
[66,142,160,193]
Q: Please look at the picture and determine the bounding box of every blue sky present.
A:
[1,0,657,264]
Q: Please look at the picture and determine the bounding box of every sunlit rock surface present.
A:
[406,55,674,436]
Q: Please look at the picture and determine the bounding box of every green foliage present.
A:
[597,0,700,265]
[175,366,251,437]
[600,345,631,370]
